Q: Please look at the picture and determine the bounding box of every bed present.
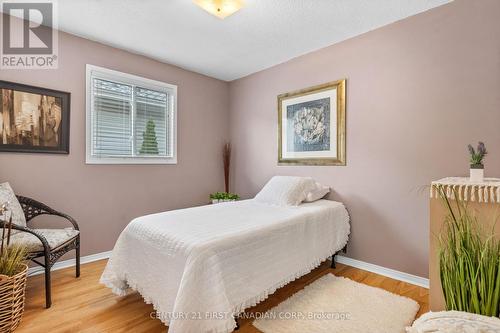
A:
[101,189,350,333]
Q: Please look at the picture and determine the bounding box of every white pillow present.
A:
[304,182,331,202]
[255,176,316,206]
[0,182,27,231]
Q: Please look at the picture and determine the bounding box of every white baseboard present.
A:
[28,250,112,277]
[27,250,429,289]
[335,255,429,288]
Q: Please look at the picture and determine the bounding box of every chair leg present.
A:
[44,256,52,308]
[76,237,81,278]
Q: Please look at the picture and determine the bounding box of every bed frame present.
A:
[330,245,347,268]
[234,206,352,331]
[331,206,351,268]
[234,244,348,330]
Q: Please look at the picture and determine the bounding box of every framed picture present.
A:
[0,80,70,154]
[278,79,346,166]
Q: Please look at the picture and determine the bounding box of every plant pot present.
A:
[470,167,484,182]
[0,264,28,332]
[212,199,237,204]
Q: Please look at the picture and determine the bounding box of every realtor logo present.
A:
[1,0,58,69]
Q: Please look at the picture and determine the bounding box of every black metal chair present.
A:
[0,195,80,308]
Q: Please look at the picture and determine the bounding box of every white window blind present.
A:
[92,79,133,157]
[86,65,177,164]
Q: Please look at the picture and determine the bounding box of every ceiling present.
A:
[38,1,452,81]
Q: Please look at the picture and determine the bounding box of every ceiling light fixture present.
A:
[194,0,244,19]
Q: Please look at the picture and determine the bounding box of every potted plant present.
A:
[436,186,500,317]
[209,192,240,204]
[209,143,240,204]
[468,142,487,182]
[0,202,28,332]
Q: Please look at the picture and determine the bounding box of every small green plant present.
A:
[0,244,27,277]
[1,203,27,277]
[139,120,159,155]
[468,142,487,168]
[209,192,239,201]
[437,185,500,317]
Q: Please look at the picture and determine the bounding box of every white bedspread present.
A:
[100,199,350,333]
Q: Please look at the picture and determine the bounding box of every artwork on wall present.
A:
[0,80,70,154]
[278,79,346,165]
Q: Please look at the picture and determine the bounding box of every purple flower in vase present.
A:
[468,141,487,168]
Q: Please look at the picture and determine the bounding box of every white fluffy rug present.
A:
[253,274,419,333]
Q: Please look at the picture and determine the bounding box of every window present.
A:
[86,65,177,164]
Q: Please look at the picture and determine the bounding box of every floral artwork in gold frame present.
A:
[278,79,346,165]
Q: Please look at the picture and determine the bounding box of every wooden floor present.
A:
[16,260,428,333]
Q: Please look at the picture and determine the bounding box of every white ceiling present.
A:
[57,1,450,81]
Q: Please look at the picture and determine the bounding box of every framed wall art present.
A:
[0,80,70,154]
[278,79,345,165]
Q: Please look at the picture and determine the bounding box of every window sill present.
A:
[85,156,177,165]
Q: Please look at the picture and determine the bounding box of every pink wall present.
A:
[228,0,500,277]
[0,28,230,258]
[1,0,498,278]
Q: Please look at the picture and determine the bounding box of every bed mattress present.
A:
[101,199,350,333]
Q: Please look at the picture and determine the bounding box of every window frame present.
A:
[86,64,177,165]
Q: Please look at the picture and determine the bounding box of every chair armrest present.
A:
[16,195,79,231]
[0,219,50,253]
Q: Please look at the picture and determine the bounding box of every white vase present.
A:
[470,168,484,182]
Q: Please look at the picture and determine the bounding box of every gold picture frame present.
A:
[278,79,346,166]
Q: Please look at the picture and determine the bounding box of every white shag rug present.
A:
[253,274,420,333]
